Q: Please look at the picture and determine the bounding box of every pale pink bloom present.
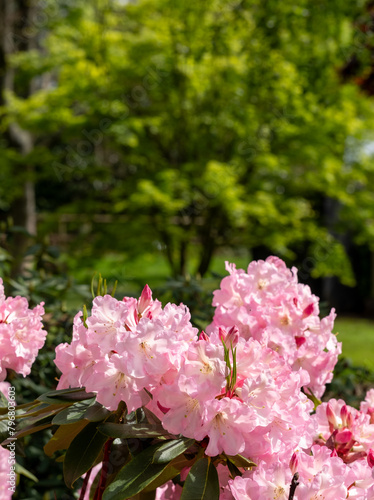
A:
[155,481,182,499]
[82,355,149,412]
[229,461,292,500]
[0,278,46,381]
[176,340,227,399]
[194,397,256,456]
[157,386,204,438]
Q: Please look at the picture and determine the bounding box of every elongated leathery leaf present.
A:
[38,387,96,405]
[152,438,195,464]
[64,421,109,488]
[102,442,169,500]
[52,400,96,425]
[181,457,220,500]
[98,422,170,439]
[44,420,88,457]
[226,454,256,469]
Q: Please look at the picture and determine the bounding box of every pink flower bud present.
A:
[368,408,374,424]
[157,401,170,414]
[199,331,210,342]
[330,449,338,457]
[138,284,152,314]
[335,429,353,444]
[302,303,314,318]
[340,404,349,427]
[219,327,226,343]
[326,403,338,431]
[368,449,374,468]
[289,452,299,475]
[226,326,239,348]
[295,336,306,348]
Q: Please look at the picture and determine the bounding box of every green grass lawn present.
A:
[335,317,374,369]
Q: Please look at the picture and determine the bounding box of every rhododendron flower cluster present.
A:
[55,285,198,411]
[0,278,46,382]
[208,256,341,398]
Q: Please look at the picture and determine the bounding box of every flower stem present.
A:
[79,467,92,500]
[288,472,299,500]
[93,438,114,500]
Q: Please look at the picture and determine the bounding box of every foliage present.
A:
[2,0,374,282]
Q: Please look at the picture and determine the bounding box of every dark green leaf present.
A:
[64,421,109,488]
[102,442,169,500]
[180,457,219,500]
[0,391,8,408]
[226,454,256,469]
[98,422,169,439]
[152,438,195,464]
[83,402,112,422]
[52,400,96,425]
[44,420,89,457]
[15,463,38,482]
[2,422,52,444]
[38,387,96,405]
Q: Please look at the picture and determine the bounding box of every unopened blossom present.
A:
[313,399,374,463]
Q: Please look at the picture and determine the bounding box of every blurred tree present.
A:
[1,0,374,283]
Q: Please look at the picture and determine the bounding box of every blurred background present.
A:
[3,0,374,497]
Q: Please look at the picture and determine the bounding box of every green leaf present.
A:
[0,420,8,444]
[2,422,52,444]
[44,420,89,457]
[63,421,109,488]
[83,402,112,422]
[226,454,256,469]
[0,391,8,408]
[15,463,38,482]
[38,387,96,405]
[102,443,169,500]
[98,422,169,439]
[180,457,220,500]
[152,438,195,464]
[144,453,197,493]
[18,403,68,426]
[52,400,96,425]
[304,388,322,410]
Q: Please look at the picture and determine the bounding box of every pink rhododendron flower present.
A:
[0,278,46,381]
[155,481,182,499]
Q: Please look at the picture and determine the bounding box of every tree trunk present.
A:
[0,0,37,278]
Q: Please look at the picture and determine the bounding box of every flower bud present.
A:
[326,403,338,431]
[289,452,299,475]
[138,284,152,315]
[226,326,239,348]
[368,449,374,468]
[199,331,210,342]
[340,404,349,427]
[302,303,314,318]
